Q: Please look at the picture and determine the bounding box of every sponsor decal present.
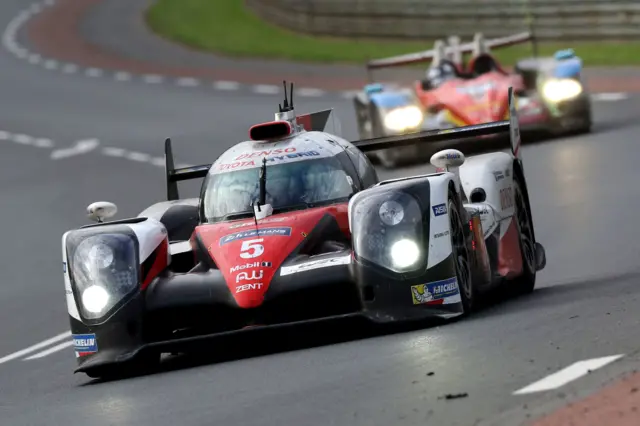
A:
[505,169,511,177]
[216,161,256,171]
[229,217,288,229]
[492,171,505,182]
[235,147,297,160]
[236,270,264,283]
[410,277,459,305]
[220,227,292,246]
[236,283,263,293]
[73,333,98,356]
[230,261,271,273]
[444,152,460,160]
[265,151,320,162]
[500,187,514,210]
[280,254,352,276]
[434,230,450,239]
[432,203,447,217]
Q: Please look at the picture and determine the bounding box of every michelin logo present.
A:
[73,333,98,354]
[411,277,459,305]
[220,227,292,246]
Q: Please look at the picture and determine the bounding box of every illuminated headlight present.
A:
[68,233,138,319]
[351,191,425,273]
[383,106,424,132]
[81,285,110,313]
[390,239,420,268]
[542,79,583,102]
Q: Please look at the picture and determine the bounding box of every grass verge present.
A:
[146,0,640,66]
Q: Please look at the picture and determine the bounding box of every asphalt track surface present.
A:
[2,1,640,425]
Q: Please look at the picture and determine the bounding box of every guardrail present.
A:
[246,0,640,41]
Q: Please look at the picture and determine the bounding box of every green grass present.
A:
[146,0,640,66]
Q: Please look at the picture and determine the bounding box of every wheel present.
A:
[448,196,474,312]
[511,177,537,293]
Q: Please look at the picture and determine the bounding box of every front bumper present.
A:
[70,252,462,373]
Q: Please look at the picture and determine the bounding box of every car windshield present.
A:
[202,157,356,222]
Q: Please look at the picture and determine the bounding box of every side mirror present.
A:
[430,149,465,171]
[87,201,118,223]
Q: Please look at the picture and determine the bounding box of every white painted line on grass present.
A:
[51,138,100,159]
[24,340,74,360]
[514,354,625,395]
[0,331,71,365]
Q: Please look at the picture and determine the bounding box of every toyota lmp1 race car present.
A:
[62,83,547,379]
[356,31,592,168]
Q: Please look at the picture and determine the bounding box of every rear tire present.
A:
[511,178,536,294]
[448,196,474,313]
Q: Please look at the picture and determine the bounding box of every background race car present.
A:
[364,32,592,156]
[352,83,433,168]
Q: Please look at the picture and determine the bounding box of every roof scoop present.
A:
[249,80,303,142]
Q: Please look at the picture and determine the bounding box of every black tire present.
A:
[511,177,536,294]
[448,196,474,313]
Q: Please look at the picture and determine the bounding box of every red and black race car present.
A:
[357,32,592,167]
[61,84,546,379]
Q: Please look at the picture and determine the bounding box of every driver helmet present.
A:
[426,63,457,87]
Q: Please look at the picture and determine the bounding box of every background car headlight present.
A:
[67,233,139,320]
[351,190,426,273]
[542,79,583,103]
[383,106,424,132]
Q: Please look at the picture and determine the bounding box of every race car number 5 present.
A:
[240,238,264,259]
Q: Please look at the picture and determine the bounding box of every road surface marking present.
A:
[51,138,100,159]
[213,81,240,91]
[0,331,70,365]
[591,93,629,102]
[514,354,625,395]
[24,341,74,360]
[253,84,280,94]
[176,77,200,87]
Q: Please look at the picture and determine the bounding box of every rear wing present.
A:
[352,87,523,163]
[366,32,533,70]
[164,109,342,201]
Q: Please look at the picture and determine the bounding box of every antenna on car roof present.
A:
[278,80,294,113]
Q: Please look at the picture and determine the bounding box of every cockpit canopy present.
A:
[201,155,358,222]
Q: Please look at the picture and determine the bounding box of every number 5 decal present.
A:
[240,238,264,259]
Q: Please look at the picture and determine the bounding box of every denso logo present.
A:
[236,283,263,293]
[432,203,447,217]
[230,262,271,273]
[236,270,264,283]
[235,148,296,160]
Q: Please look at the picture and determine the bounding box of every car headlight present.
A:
[67,233,139,320]
[383,106,424,132]
[390,239,420,268]
[542,79,583,103]
[351,190,426,273]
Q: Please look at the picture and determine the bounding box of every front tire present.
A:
[448,197,474,312]
[511,178,536,294]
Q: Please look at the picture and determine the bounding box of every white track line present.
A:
[514,354,624,395]
[0,1,635,100]
[24,341,73,360]
[0,331,71,365]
